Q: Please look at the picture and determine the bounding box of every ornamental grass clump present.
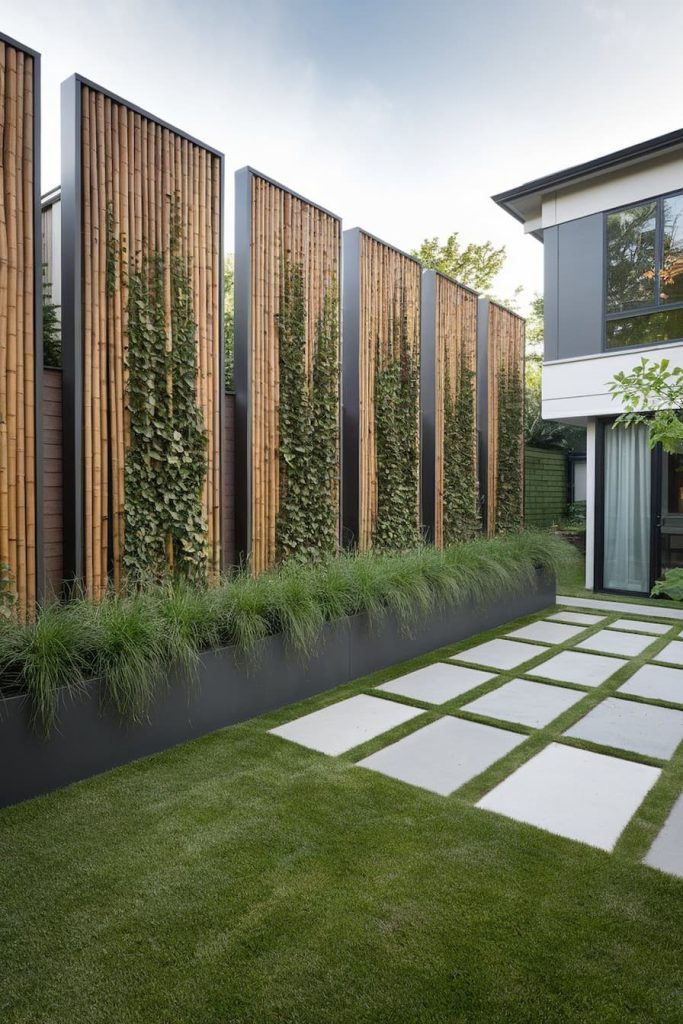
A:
[0,533,577,733]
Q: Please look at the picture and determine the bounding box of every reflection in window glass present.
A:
[661,195,683,304]
[606,202,656,312]
[606,306,683,347]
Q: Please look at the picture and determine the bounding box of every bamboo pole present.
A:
[15,52,26,611]
[6,45,18,599]
[0,43,9,578]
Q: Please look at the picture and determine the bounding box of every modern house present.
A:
[495,130,683,595]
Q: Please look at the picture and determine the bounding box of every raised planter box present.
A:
[0,569,555,807]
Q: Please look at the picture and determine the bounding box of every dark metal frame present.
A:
[60,73,225,586]
[234,166,343,562]
[342,227,423,548]
[476,297,490,533]
[593,416,661,595]
[0,33,43,600]
[420,269,480,542]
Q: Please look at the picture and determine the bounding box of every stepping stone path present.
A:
[476,743,660,852]
[450,638,545,671]
[461,678,585,729]
[270,602,683,878]
[576,628,655,657]
[270,694,423,756]
[377,663,494,705]
[357,717,525,796]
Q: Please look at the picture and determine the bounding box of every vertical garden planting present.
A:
[0,34,41,618]
[234,168,342,574]
[478,298,525,535]
[343,229,422,551]
[421,270,480,547]
[60,76,223,597]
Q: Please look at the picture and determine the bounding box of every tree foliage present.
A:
[224,256,235,391]
[610,356,683,453]
[412,233,506,293]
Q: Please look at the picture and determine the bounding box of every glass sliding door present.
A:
[603,422,651,592]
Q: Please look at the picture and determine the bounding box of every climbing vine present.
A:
[495,366,524,534]
[442,363,481,543]
[42,264,61,368]
[275,260,339,563]
[373,311,421,551]
[123,199,208,584]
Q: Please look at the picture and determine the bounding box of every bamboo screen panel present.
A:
[77,82,221,596]
[358,233,421,551]
[487,302,525,535]
[434,275,478,548]
[245,172,341,575]
[0,38,38,616]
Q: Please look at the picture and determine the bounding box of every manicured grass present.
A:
[1,604,682,1024]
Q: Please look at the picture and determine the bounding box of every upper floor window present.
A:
[606,191,683,348]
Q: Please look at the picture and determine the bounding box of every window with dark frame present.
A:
[606,190,683,349]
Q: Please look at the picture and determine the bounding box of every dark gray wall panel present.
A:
[543,226,559,361]
[545,213,604,361]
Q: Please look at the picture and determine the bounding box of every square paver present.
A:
[644,793,683,878]
[461,678,585,729]
[477,743,660,851]
[377,663,495,706]
[576,629,654,658]
[269,694,423,756]
[653,640,683,666]
[609,618,671,636]
[619,664,683,705]
[564,697,683,760]
[451,638,545,671]
[527,649,626,688]
[506,621,585,645]
[356,716,525,796]
[547,611,606,626]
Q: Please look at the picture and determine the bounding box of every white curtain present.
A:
[603,423,651,592]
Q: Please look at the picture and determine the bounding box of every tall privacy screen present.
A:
[421,270,479,547]
[0,33,41,617]
[61,77,223,596]
[234,168,342,574]
[478,298,525,536]
[343,229,421,551]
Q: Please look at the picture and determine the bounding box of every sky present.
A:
[2,0,683,313]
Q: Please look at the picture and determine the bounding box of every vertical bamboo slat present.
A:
[77,84,221,594]
[246,174,341,574]
[433,275,477,548]
[487,302,525,535]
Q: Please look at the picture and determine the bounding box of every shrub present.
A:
[0,532,576,732]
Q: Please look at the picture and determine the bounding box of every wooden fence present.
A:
[0,34,40,616]
[343,229,421,550]
[421,270,479,547]
[61,76,223,596]
[234,168,341,574]
[480,298,525,535]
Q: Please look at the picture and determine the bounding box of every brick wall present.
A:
[524,446,568,528]
[42,369,64,597]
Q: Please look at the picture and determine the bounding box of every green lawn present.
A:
[1,604,682,1024]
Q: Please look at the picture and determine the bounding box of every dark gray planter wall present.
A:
[0,570,554,808]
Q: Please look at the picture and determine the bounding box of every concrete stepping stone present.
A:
[356,716,525,796]
[269,694,424,756]
[557,595,683,621]
[450,638,545,671]
[653,640,683,666]
[477,743,660,851]
[619,664,683,705]
[644,793,683,878]
[576,629,655,658]
[527,649,626,687]
[608,618,671,636]
[377,663,495,706]
[461,678,585,728]
[506,621,585,645]
[548,611,606,626]
[565,697,683,760]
